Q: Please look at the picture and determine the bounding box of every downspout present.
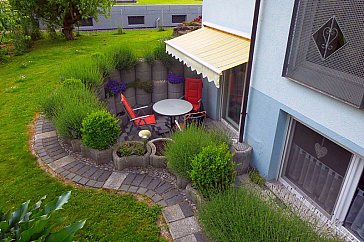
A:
[238,0,262,142]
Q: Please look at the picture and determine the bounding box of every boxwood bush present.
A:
[165,125,230,179]
[190,143,235,197]
[199,188,339,242]
[81,110,121,150]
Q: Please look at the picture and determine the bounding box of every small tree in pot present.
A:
[81,110,120,165]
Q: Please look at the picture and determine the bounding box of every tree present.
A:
[10,0,114,40]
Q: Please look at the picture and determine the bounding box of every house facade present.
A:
[245,0,364,240]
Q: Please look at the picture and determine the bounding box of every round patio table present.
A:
[153,99,193,130]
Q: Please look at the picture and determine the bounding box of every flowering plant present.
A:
[105,79,127,97]
[167,73,184,84]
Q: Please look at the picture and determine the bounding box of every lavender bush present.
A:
[105,79,127,97]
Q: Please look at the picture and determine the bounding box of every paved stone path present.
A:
[32,117,206,242]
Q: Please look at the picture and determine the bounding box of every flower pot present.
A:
[112,141,151,170]
[176,175,189,189]
[70,139,81,152]
[168,82,184,99]
[81,144,112,165]
[106,96,117,115]
[121,68,135,84]
[109,69,122,82]
[136,60,151,82]
[152,80,168,103]
[168,60,184,76]
[114,95,123,114]
[230,142,252,175]
[136,88,152,106]
[147,138,172,168]
[186,183,203,205]
[97,82,106,100]
[152,60,167,80]
[117,111,128,129]
[123,87,136,107]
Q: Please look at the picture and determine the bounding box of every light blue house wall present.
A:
[245,0,364,180]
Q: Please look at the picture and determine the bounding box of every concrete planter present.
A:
[147,138,172,168]
[112,141,151,170]
[230,142,252,175]
[176,175,190,189]
[123,87,136,107]
[109,69,121,82]
[168,60,184,76]
[186,183,204,205]
[168,82,184,99]
[136,88,152,106]
[136,60,151,81]
[152,60,167,80]
[152,80,168,103]
[121,68,135,84]
[81,144,112,165]
[70,139,81,152]
[106,96,117,115]
[184,65,201,79]
[97,82,106,100]
[117,111,128,129]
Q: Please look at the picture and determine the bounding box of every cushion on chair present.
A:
[185,78,202,110]
[133,114,156,126]
[120,94,136,119]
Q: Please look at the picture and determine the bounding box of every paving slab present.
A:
[103,172,127,189]
[35,131,57,140]
[136,187,147,195]
[131,174,145,186]
[179,201,194,218]
[139,176,153,188]
[123,173,137,185]
[147,178,162,190]
[155,182,173,194]
[49,155,76,171]
[163,204,185,223]
[169,217,201,240]
[175,234,198,242]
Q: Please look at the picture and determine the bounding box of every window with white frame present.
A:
[282,119,364,241]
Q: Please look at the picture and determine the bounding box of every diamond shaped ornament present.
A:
[312,16,346,60]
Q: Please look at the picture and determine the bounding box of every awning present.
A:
[165,26,250,88]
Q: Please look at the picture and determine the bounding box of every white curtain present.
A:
[286,144,343,214]
[346,189,364,239]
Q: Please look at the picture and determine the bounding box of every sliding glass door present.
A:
[222,64,246,129]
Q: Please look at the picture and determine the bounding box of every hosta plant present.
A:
[0,191,85,242]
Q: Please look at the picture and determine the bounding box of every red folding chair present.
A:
[175,111,207,131]
[120,94,156,132]
[184,78,203,112]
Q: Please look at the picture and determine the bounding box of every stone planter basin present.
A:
[113,141,151,170]
[147,138,172,169]
[80,144,112,165]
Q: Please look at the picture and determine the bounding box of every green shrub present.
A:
[81,110,121,150]
[248,168,266,186]
[165,125,230,179]
[199,188,338,242]
[40,80,104,139]
[117,141,146,157]
[112,46,138,70]
[116,25,124,35]
[0,191,85,242]
[92,52,116,78]
[143,50,155,65]
[127,80,153,93]
[61,58,103,88]
[190,144,235,197]
[153,40,174,67]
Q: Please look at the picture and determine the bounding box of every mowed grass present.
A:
[0,29,172,241]
[117,0,202,5]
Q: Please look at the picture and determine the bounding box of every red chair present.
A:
[175,111,207,131]
[184,78,203,112]
[120,94,156,132]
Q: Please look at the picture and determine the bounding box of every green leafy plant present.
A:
[117,141,146,157]
[153,40,174,67]
[41,79,104,139]
[199,188,338,242]
[143,51,155,65]
[61,58,103,88]
[131,80,153,93]
[92,52,116,78]
[0,191,85,242]
[81,110,121,150]
[190,144,235,197]
[116,25,124,35]
[165,125,230,179]
[248,168,266,186]
[112,46,138,70]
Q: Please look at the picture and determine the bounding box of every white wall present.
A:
[202,0,255,38]
[249,0,364,154]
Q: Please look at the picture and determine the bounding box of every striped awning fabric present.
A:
[165,26,250,88]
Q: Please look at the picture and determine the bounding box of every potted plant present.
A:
[147,137,173,168]
[114,47,138,84]
[81,110,121,165]
[113,141,151,170]
[134,80,153,108]
[105,79,127,115]
[167,73,184,99]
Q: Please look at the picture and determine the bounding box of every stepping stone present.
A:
[49,155,76,171]
[163,204,185,223]
[35,131,57,140]
[103,172,128,190]
[169,216,201,240]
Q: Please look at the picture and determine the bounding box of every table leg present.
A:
[170,116,175,130]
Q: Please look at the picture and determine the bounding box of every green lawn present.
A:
[117,0,202,5]
[0,29,172,241]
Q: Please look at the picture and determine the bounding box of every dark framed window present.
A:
[80,17,93,26]
[172,15,186,23]
[283,0,364,109]
[128,16,145,25]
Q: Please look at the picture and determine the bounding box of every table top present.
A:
[153,99,193,116]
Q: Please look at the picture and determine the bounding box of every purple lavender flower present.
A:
[105,79,127,97]
[167,73,184,84]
